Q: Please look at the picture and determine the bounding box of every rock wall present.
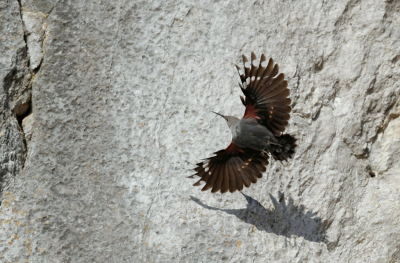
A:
[1,0,399,262]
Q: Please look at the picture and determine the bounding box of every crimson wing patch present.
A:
[237,53,292,136]
[188,142,269,193]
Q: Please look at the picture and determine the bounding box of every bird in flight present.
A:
[189,53,297,193]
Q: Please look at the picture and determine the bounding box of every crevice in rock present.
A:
[17,0,27,47]
[10,0,51,174]
[15,0,32,170]
[16,102,32,170]
[16,101,32,131]
[1,0,44,179]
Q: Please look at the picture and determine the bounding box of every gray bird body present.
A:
[223,116,277,152]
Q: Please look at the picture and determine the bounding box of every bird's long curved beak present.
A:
[211,111,225,118]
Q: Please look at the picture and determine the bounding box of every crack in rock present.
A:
[21,10,46,71]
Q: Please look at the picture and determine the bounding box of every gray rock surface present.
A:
[22,113,34,144]
[21,9,45,71]
[1,0,399,262]
[0,0,28,224]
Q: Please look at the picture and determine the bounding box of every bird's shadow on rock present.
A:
[191,192,331,243]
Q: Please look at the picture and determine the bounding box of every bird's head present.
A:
[212,111,240,133]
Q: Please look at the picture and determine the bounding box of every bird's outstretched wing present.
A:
[188,142,269,193]
[236,53,291,136]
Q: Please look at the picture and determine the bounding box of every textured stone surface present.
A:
[21,9,45,71]
[1,0,400,262]
[0,0,28,206]
[22,113,34,144]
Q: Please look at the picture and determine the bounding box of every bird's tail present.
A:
[271,134,297,161]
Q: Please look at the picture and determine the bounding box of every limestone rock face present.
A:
[21,10,45,71]
[0,0,28,217]
[1,0,399,262]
